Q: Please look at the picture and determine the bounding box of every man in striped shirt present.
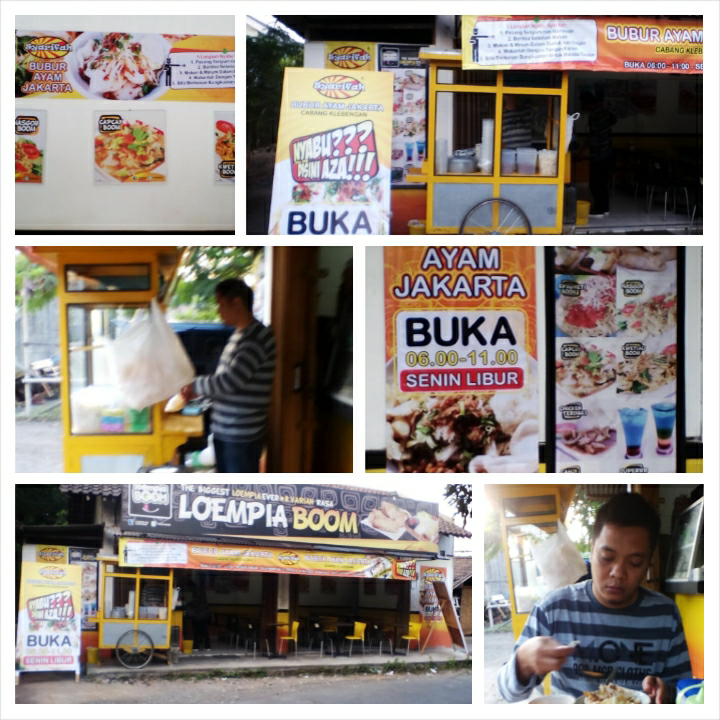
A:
[498,493,691,703]
[181,278,275,473]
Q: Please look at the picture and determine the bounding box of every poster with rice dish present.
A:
[553,246,679,473]
[15,31,234,102]
[385,246,539,473]
[268,68,393,234]
[94,110,166,183]
[15,109,46,183]
[214,111,235,184]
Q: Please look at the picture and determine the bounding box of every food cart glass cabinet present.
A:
[31,247,204,472]
[98,556,174,668]
[408,50,569,233]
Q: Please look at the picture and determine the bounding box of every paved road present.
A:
[484,629,515,704]
[16,669,471,704]
[15,420,63,473]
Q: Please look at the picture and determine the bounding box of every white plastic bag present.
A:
[530,520,587,592]
[107,299,195,411]
[565,113,580,153]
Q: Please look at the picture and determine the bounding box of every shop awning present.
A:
[17,523,104,548]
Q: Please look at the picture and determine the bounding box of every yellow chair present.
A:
[401,621,421,655]
[344,621,366,657]
[278,620,299,658]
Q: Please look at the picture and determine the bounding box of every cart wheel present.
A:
[116,629,154,669]
[459,198,532,234]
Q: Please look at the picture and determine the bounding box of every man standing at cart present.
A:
[497,493,691,703]
[581,91,617,218]
[181,278,275,472]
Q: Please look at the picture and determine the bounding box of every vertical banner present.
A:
[551,247,680,472]
[268,68,393,235]
[214,111,235,184]
[15,109,46,183]
[16,562,82,679]
[385,246,539,473]
[378,45,427,184]
[324,42,375,71]
[418,566,452,650]
[69,548,100,630]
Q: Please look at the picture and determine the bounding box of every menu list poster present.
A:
[215,111,235,184]
[69,548,99,631]
[94,110,166,184]
[16,31,234,102]
[461,16,702,74]
[15,562,82,680]
[268,68,393,235]
[15,109,46,183]
[550,246,681,473]
[385,246,539,473]
[378,45,427,185]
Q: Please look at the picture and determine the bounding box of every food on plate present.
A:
[557,275,616,337]
[215,120,235,161]
[405,510,440,542]
[324,178,383,204]
[387,393,505,472]
[575,247,617,274]
[363,557,394,578]
[76,32,168,100]
[392,148,404,160]
[558,423,616,455]
[95,120,165,181]
[15,139,42,177]
[583,684,642,704]
[643,246,677,261]
[617,292,677,337]
[555,247,586,273]
[367,502,409,533]
[616,247,666,272]
[556,344,617,397]
[617,344,677,394]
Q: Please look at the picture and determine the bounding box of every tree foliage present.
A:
[16,484,68,527]
[246,26,304,150]
[444,484,472,528]
[170,247,262,322]
[15,253,57,311]
[569,485,604,553]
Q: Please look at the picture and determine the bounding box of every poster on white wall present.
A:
[214,111,235,184]
[93,110,166,184]
[15,109,46,184]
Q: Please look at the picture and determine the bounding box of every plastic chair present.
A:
[400,621,422,656]
[646,158,690,221]
[367,622,393,656]
[242,621,269,659]
[343,621,366,657]
[308,620,331,658]
[278,620,299,658]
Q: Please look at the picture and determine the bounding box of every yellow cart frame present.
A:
[408,50,569,233]
[97,556,175,667]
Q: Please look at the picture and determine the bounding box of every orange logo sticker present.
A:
[314,75,365,99]
[278,552,300,566]
[327,46,371,69]
[24,36,72,59]
[39,566,67,579]
[37,547,65,562]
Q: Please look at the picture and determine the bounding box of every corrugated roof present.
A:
[453,556,472,588]
[58,483,471,537]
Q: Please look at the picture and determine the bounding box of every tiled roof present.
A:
[453,556,473,587]
[58,483,472,537]
[59,484,123,497]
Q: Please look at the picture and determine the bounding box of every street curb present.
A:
[85,657,472,682]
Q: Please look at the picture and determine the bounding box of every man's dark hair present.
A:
[592,492,660,554]
[216,278,253,312]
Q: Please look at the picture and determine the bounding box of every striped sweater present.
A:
[193,320,276,442]
[497,580,692,702]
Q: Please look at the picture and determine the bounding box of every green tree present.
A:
[484,504,503,563]
[569,485,604,553]
[445,484,472,528]
[246,26,304,151]
[15,252,57,311]
[170,246,262,322]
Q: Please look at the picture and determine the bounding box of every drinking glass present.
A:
[618,407,648,459]
[651,402,676,455]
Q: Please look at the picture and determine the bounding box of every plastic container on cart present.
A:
[516,148,538,175]
[501,149,516,174]
[538,149,558,176]
[576,200,591,225]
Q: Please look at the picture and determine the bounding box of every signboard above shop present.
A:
[121,484,440,553]
[461,16,703,74]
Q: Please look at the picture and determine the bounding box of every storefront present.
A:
[274,14,702,235]
[15,484,470,674]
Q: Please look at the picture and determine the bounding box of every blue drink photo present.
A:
[651,402,676,455]
[619,407,648,459]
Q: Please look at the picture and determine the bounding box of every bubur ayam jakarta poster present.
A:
[384,246,539,474]
[269,67,393,235]
[121,483,441,552]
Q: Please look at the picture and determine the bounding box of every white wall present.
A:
[365,246,702,450]
[15,15,234,232]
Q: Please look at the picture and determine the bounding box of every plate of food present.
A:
[94,118,166,183]
[617,344,677,396]
[556,403,618,459]
[555,247,617,275]
[362,501,440,544]
[576,684,650,704]
[556,342,617,399]
[556,274,616,337]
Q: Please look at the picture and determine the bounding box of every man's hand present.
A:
[515,637,577,685]
[180,384,197,402]
[642,676,670,704]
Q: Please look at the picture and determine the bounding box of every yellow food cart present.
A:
[29,247,203,472]
[97,555,175,668]
[407,50,569,234]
